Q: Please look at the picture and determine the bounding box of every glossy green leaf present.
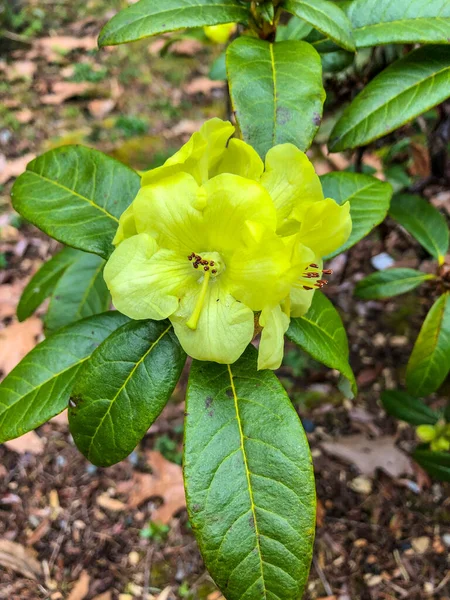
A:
[283,0,355,51]
[347,0,450,48]
[389,194,449,265]
[0,312,129,443]
[69,320,185,467]
[355,268,434,300]
[17,247,79,322]
[11,145,140,259]
[381,390,440,426]
[320,172,392,258]
[320,49,354,73]
[287,292,356,396]
[276,15,313,41]
[329,46,450,151]
[227,37,325,157]
[413,448,450,482]
[406,293,450,397]
[45,252,110,334]
[184,346,315,600]
[99,0,249,47]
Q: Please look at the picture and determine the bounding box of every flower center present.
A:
[299,264,333,291]
[186,251,224,331]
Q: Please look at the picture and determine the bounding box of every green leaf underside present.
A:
[287,292,356,396]
[283,0,355,51]
[0,312,129,443]
[347,0,450,48]
[381,390,440,426]
[45,252,110,334]
[184,346,315,600]
[320,172,392,259]
[98,0,250,47]
[11,145,140,259]
[69,320,186,467]
[355,268,434,300]
[389,194,449,264]
[329,46,450,151]
[406,293,450,397]
[17,247,79,322]
[227,37,325,158]
[413,448,450,482]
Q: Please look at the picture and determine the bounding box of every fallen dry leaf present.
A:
[88,98,116,119]
[184,77,225,95]
[50,410,69,426]
[117,451,185,523]
[41,81,92,105]
[4,431,45,455]
[171,39,203,56]
[33,36,97,62]
[0,539,41,580]
[0,153,35,185]
[0,281,27,319]
[410,141,431,178]
[321,435,413,478]
[156,587,172,600]
[67,570,90,600]
[0,317,42,377]
[14,109,34,124]
[92,593,112,600]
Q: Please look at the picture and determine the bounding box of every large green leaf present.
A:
[69,320,185,467]
[184,346,315,600]
[406,293,450,397]
[329,46,450,151]
[17,247,79,322]
[287,292,356,396]
[355,268,435,300]
[283,0,355,51]
[389,194,449,265]
[413,448,450,482]
[45,252,110,334]
[320,172,392,259]
[99,0,249,47]
[381,390,440,426]
[11,146,140,259]
[0,312,129,443]
[227,37,325,158]
[347,0,450,48]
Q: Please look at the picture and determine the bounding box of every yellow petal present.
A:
[211,138,264,181]
[171,279,254,364]
[299,199,352,257]
[261,144,324,232]
[104,233,194,320]
[290,284,315,317]
[258,305,290,370]
[113,203,137,246]
[204,23,236,43]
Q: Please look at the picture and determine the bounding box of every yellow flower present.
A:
[105,119,352,369]
[204,23,236,44]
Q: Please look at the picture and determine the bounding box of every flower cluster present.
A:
[104,119,351,369]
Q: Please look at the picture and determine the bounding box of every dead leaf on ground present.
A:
[117,451,185,523]
[0,317,42,378]
[1,60,37,81]
[168,119,204,138]
[156,587,172,600]
[67,570,90,600]
[410,142,431,178]
[41,81,92,105]
[321,435,413,478]
[184,78,225,95]
[32,36,97,62]
[88,99,116,119]
[92,593,112,600]
[14,109,34,124]
[4,431,45,455]
[50,410,69,426]
[171,39,203,56]
[0,280,27,319]
[0,539,42,580]
[0,153,35,185]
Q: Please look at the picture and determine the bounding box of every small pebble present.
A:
[371,252,395,270]
[348,476,372,494]
[442,533,450,547]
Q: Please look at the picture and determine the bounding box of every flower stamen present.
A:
[186,270,211,330]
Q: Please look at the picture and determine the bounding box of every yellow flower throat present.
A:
[186,251,223,330]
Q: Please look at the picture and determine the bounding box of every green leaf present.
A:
[283,0,355,51]
[11,145,140,259]
[287,292,356,396]
[320,49,354,73]
[389,194,449,265]
[184,346,315,600]
[45,252,110,334]
[17,247,79,322]
[406,293,450,397]
[381,390,440,426]
[0,312,129,443]
[209,51,227,81]
[347,0,450,48]
[320,172,392,258]
[69,320,185,467]
[99,0,249,47]
[329,46,450,151]
[227,37,325,158]
[276,15,313,41]
[355,268,435,300]
[413,448,450,482]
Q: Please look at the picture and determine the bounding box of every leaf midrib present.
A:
[354,15,450,33]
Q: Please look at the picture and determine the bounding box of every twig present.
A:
[142,546,155,600]
[1,30,34,44]
[313,556,333,597]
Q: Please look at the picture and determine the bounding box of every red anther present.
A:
[204,266,210,272]
[194,263,199,269]
[303,285,313,290]
[310,263,319,268]
[210,261,215,266]
[188,256,193,261]
[212,269,217,274]
[322,269,333,275]
[202,260,209,265]
[318,279,328,285]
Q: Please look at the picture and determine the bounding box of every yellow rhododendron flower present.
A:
[204,23,236,44]
[104,118,352,369]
